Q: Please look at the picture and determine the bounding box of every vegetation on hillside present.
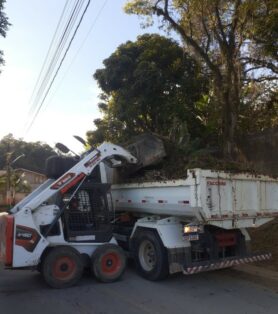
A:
[88,34,209,149]
[124,0,278,158]
[88,1,278,162]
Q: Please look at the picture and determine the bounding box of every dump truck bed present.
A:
[111,169,278,229]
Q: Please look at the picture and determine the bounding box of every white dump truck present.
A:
[106,167,278,280]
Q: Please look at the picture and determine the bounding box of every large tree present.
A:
[88,34,208,146]
[125,0,278,158]
[0,0,10,71]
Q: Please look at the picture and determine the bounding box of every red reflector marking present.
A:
[60,173,86,194]
[178,200,190,204]
[215,232,237,247]
[5,215,14,266]
[242,213,249,217]
[51,173,75,190]
[207,180,226,186]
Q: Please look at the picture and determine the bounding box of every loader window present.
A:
[75,190,92,212]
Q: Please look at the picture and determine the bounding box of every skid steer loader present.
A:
[0,141,138,288]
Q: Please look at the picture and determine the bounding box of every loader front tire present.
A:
[42,246,83,289]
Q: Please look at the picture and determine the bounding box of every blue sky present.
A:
[0,0,159,151]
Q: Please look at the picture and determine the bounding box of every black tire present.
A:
[42,246,83,289]
[133,230,169,281]
[91,244,126,283]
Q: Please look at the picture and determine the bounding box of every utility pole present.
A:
[5,143,12,208]
[6,152,25,208]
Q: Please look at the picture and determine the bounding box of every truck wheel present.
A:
[42,246,83,289]
[133,230,169,281]
[91,244,126,283]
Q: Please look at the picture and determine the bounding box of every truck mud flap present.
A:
[182,253,272,275]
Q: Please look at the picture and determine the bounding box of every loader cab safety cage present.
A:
[62,182,113,243]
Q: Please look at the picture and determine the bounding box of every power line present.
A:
[25,0,86,131]
[27,0,71,115]
[43,0,108,108]
[28,0,85,118]
[25,0,92,133]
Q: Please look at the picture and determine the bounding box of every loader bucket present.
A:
[125,134,166,173]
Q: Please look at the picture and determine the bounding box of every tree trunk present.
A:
[217,60,241,160]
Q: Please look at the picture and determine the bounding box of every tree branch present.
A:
[230,0,241,43]
[201,8,211,53]
[153,1,222,80]
[240,57,278,74]
[244,66,264,74]
[214,2,229,49]
[244,76,278,83]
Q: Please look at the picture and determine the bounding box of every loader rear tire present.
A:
[91,244,126,283]
[42,246,83,289]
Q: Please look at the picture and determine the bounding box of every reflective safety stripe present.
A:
[183,253,272,275]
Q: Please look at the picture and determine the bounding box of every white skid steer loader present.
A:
[0,142,137,288]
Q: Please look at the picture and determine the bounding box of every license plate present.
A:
[184,234,199,241]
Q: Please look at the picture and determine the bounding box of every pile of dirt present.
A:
[249,218,278,271]
[123,144,256,183]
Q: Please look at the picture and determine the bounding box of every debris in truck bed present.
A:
[120,139,256,183]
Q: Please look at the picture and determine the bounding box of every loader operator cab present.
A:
[62,182,113,243]
[45,154,114,243]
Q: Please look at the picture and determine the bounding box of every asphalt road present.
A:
[0,265,277,314]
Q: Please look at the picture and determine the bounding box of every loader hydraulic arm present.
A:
[10,142,137,214]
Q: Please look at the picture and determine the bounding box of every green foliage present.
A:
[0,134,56,174]
[0,0,10,71]
[251,0,278,61]
[88,34,208,147]
[124,0,278,158]
[239,82,278,133]
[0,172,31,193]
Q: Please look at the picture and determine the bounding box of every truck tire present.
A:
[91,244,126,283]
[133,230,169,281]
[42,246,83,289]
